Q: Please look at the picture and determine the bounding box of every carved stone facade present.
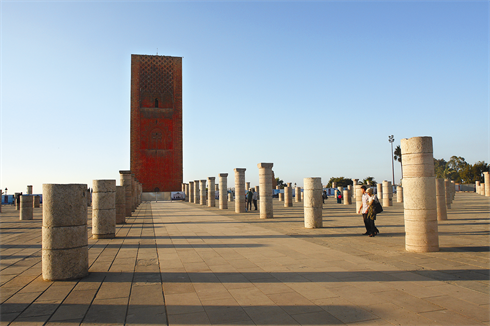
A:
[130,55,183,192]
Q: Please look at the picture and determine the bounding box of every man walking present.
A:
[252,189,258,210]
[246,189,253,212]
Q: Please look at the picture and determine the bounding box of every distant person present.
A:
[246,189,253,212]
[252,189,258,210]
[336,189,342,204]
[322,190,327,203]
[366,188,380,236]
[358,186,374,236]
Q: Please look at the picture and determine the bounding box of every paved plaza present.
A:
[0,192,489,325]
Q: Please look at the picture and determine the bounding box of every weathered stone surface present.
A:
[120,171,132,217]
[355,185,362,213]
[377,184,382,198]
[189,181,194,203]
[34,195,41,208]
[284,183,293,207]
[92,180,117,193]
[401,136,439,252]
[444,179,452,209]
[304,178,322,228]
[484,172,490,197]
[92,180,116,239]
[20,195,33,220]
[42,184,88,227]
[194,180,200,204]
[234,168,246,213]
[42,183,88,281]
[27,185,33,194]
[208,177,216,207]
[396,186,403,203]
[295,187,301,202]
[199,180,206,206]
[92,191,116,210]
[219,174,228,209]
[42,246,88,281]
[258,163,273,219]
[343,190,351,205]
[435,178,447,221]
[42,225,88,250]
[382,181,393,207]
[116,186,126,224]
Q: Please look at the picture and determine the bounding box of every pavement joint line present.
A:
[151,202,171,326]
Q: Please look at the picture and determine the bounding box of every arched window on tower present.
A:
[154,98,159,108]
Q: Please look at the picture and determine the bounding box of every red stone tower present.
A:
[130,54,183,192]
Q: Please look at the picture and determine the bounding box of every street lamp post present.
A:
[389,135,395,185]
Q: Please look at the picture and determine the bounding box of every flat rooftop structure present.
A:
[0,193,489,325]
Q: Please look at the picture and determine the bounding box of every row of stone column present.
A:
[183,164,276,219]
[41,170,143,281]
[475,172,490,196]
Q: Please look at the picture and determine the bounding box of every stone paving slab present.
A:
[0,192,489,325]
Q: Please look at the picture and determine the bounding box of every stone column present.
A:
[304,177,323,228]
[199,180,207,206]
[377,184,383,198]
[131,174,136,212]
[343,190,351,205]
[27,185,33,195]
[228,193,234,202]
[435,178,447,221]
[332,182,336,189]
[92,180,116,239]
[444,179,451,209]
[184,183,189,202]
[295,187,301,202]
[475,181,480,195]
[246,182,251,192]
[194,180,200,204]
[182,183,185,192]
[234,168,246,213]
[484,172,489,197]
[208,177,216,207]
[401,136,439,252]
[451,181,456,202]
[284,183,293,207]
[397,186,403,203]
[42,184,88,281]
[0,190,2,213]
[355,185,362,213]
[189,181,194,203]
[255,186,260,200]
[481,183,485,196]
[382,181,393,207]
[34,195,41,208]
[347,185,352,199]
[20,195,34,220]
[119,171,132,217]
[115,186,126,224]
[219,173,228,209]
[258,163,273,219]
[277,186,282,201]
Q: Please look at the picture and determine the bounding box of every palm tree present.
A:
[394,145,403,179]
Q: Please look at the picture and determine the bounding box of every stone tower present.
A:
[130,54,183,192]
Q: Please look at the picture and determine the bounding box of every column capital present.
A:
[119,170,132,175]
[234,168,246,173]
[207,177,215,181]
[257,163,273,169]
[219,173,228,177]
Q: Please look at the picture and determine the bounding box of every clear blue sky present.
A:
[1,0,488,194]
